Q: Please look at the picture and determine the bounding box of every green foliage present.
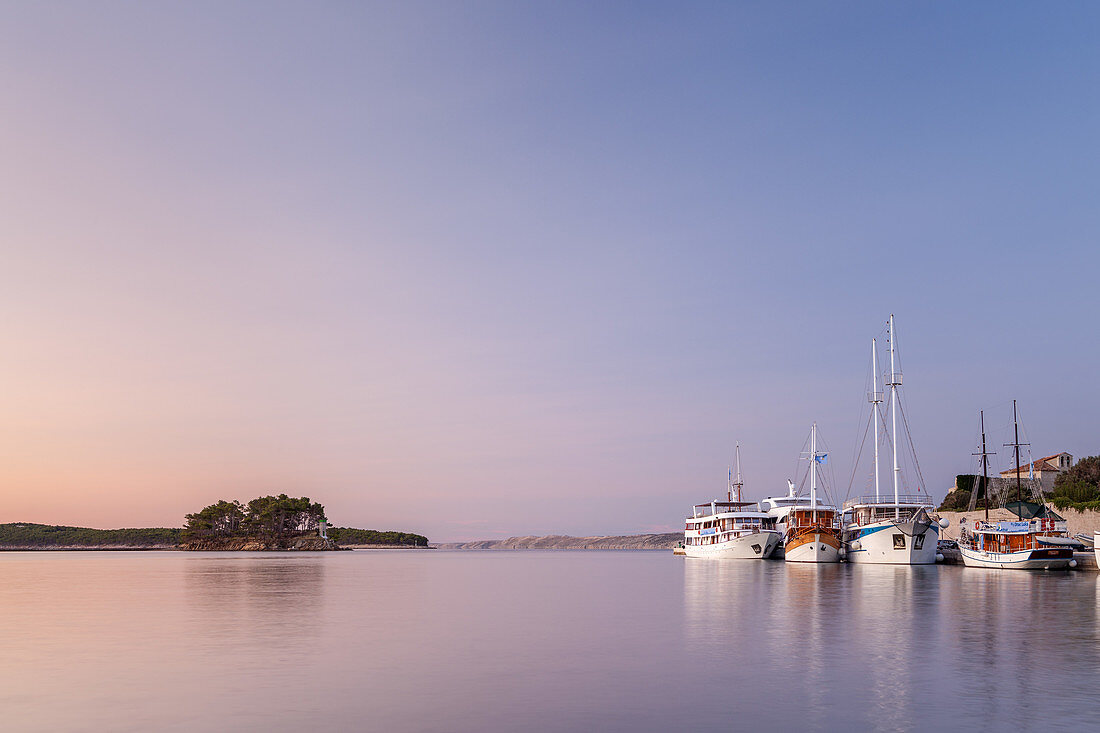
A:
[184,494,325,540]
[329,527,428,547]
[1054,455,1100,491]
[183,500,244,538]
[0,523,182,548]
[937,489,971,512]
[938,475,987,511]
[1050,456,1100,511]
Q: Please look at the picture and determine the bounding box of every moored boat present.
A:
[783,423,843,563]
[959,519,1074,569]
[959,405,1075,570]
[682,446,782,560]
[843,317,943,564]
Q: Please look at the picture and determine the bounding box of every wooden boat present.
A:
[959,405,1075,570]
[783,423,842,563]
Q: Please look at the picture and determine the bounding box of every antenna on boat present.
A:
[1003,399,1030,519]
[733,443,744,503]
[887,315,902,520]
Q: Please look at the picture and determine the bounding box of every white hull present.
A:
[784,533,841,563]
[683,531,781,559]
[846,521,939,565]
[959,546,1072,570]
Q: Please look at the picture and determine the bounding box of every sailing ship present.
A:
[958,404,1076,570]
[843,316,943,564]
[783,423,843,563]
[681,445,782,559]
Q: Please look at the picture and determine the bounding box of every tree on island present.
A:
[184,495,325,540]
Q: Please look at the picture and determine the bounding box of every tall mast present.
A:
[981,411,989,522]
[870,338,882,502]
[1014,400,1022,512]
[810,423,818,524]
[1003,400,1030,519]
[888,315,900,519]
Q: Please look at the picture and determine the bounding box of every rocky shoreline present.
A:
[435,533,681,550]
[179,536,341,551]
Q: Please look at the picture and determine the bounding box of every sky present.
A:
[1,2,1098,541]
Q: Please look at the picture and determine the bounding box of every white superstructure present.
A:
[682,500,781,559]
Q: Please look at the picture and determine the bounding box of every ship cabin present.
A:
[968,512,1069,548]
[968,520,1049,553]
[759,495,818,514]
[787,505,839,531]
[843,495,934,526]
[684,501,776,547]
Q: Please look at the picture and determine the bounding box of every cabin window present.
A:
[893,534,906,550]
[751,544,761,554]
[914,534,924,550]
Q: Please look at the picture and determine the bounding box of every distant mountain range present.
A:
[435,533,680,550]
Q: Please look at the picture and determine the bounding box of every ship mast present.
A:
[870,338,882,502]
[979,411,991,522]
[888,315,901,519]
[1003,399,1030,518]
[810,423,818,524]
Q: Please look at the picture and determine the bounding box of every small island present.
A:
[0,494,428,551]
[181,494,429,551]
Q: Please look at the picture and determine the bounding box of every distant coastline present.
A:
[0,523,429,551]
[436,533,680,550]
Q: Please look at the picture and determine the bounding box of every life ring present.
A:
[973,519,981,531]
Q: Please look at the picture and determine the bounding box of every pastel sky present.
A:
[2,2,1098,541]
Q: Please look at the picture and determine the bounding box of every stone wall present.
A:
[935,508,1100,540]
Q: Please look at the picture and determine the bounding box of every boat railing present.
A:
[844,495,931,507]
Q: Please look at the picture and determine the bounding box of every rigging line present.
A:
[845,406,875,498]
[897,397,928,495]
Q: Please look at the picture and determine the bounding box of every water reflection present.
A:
[3,552,1100,732]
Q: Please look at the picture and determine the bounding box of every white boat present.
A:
[960,519,1074,569]
[843,317,943,564]
[958,405,1075,570]
[683,501,782,559]
[783,423,843,563]
[681,446,783,560]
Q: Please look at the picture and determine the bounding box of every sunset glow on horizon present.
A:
[2,3,1098,541]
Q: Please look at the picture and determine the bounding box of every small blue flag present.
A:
[815,453,828,465]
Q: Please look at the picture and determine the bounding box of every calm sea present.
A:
[1,550,1097,732]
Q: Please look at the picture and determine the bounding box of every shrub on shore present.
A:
[1050,456,1100,511]
[328,527,428,546]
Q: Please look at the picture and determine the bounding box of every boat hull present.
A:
[784,531,842,563]
[682,531,781,559]
[959,546,1073,569]
[846,521,940,565]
